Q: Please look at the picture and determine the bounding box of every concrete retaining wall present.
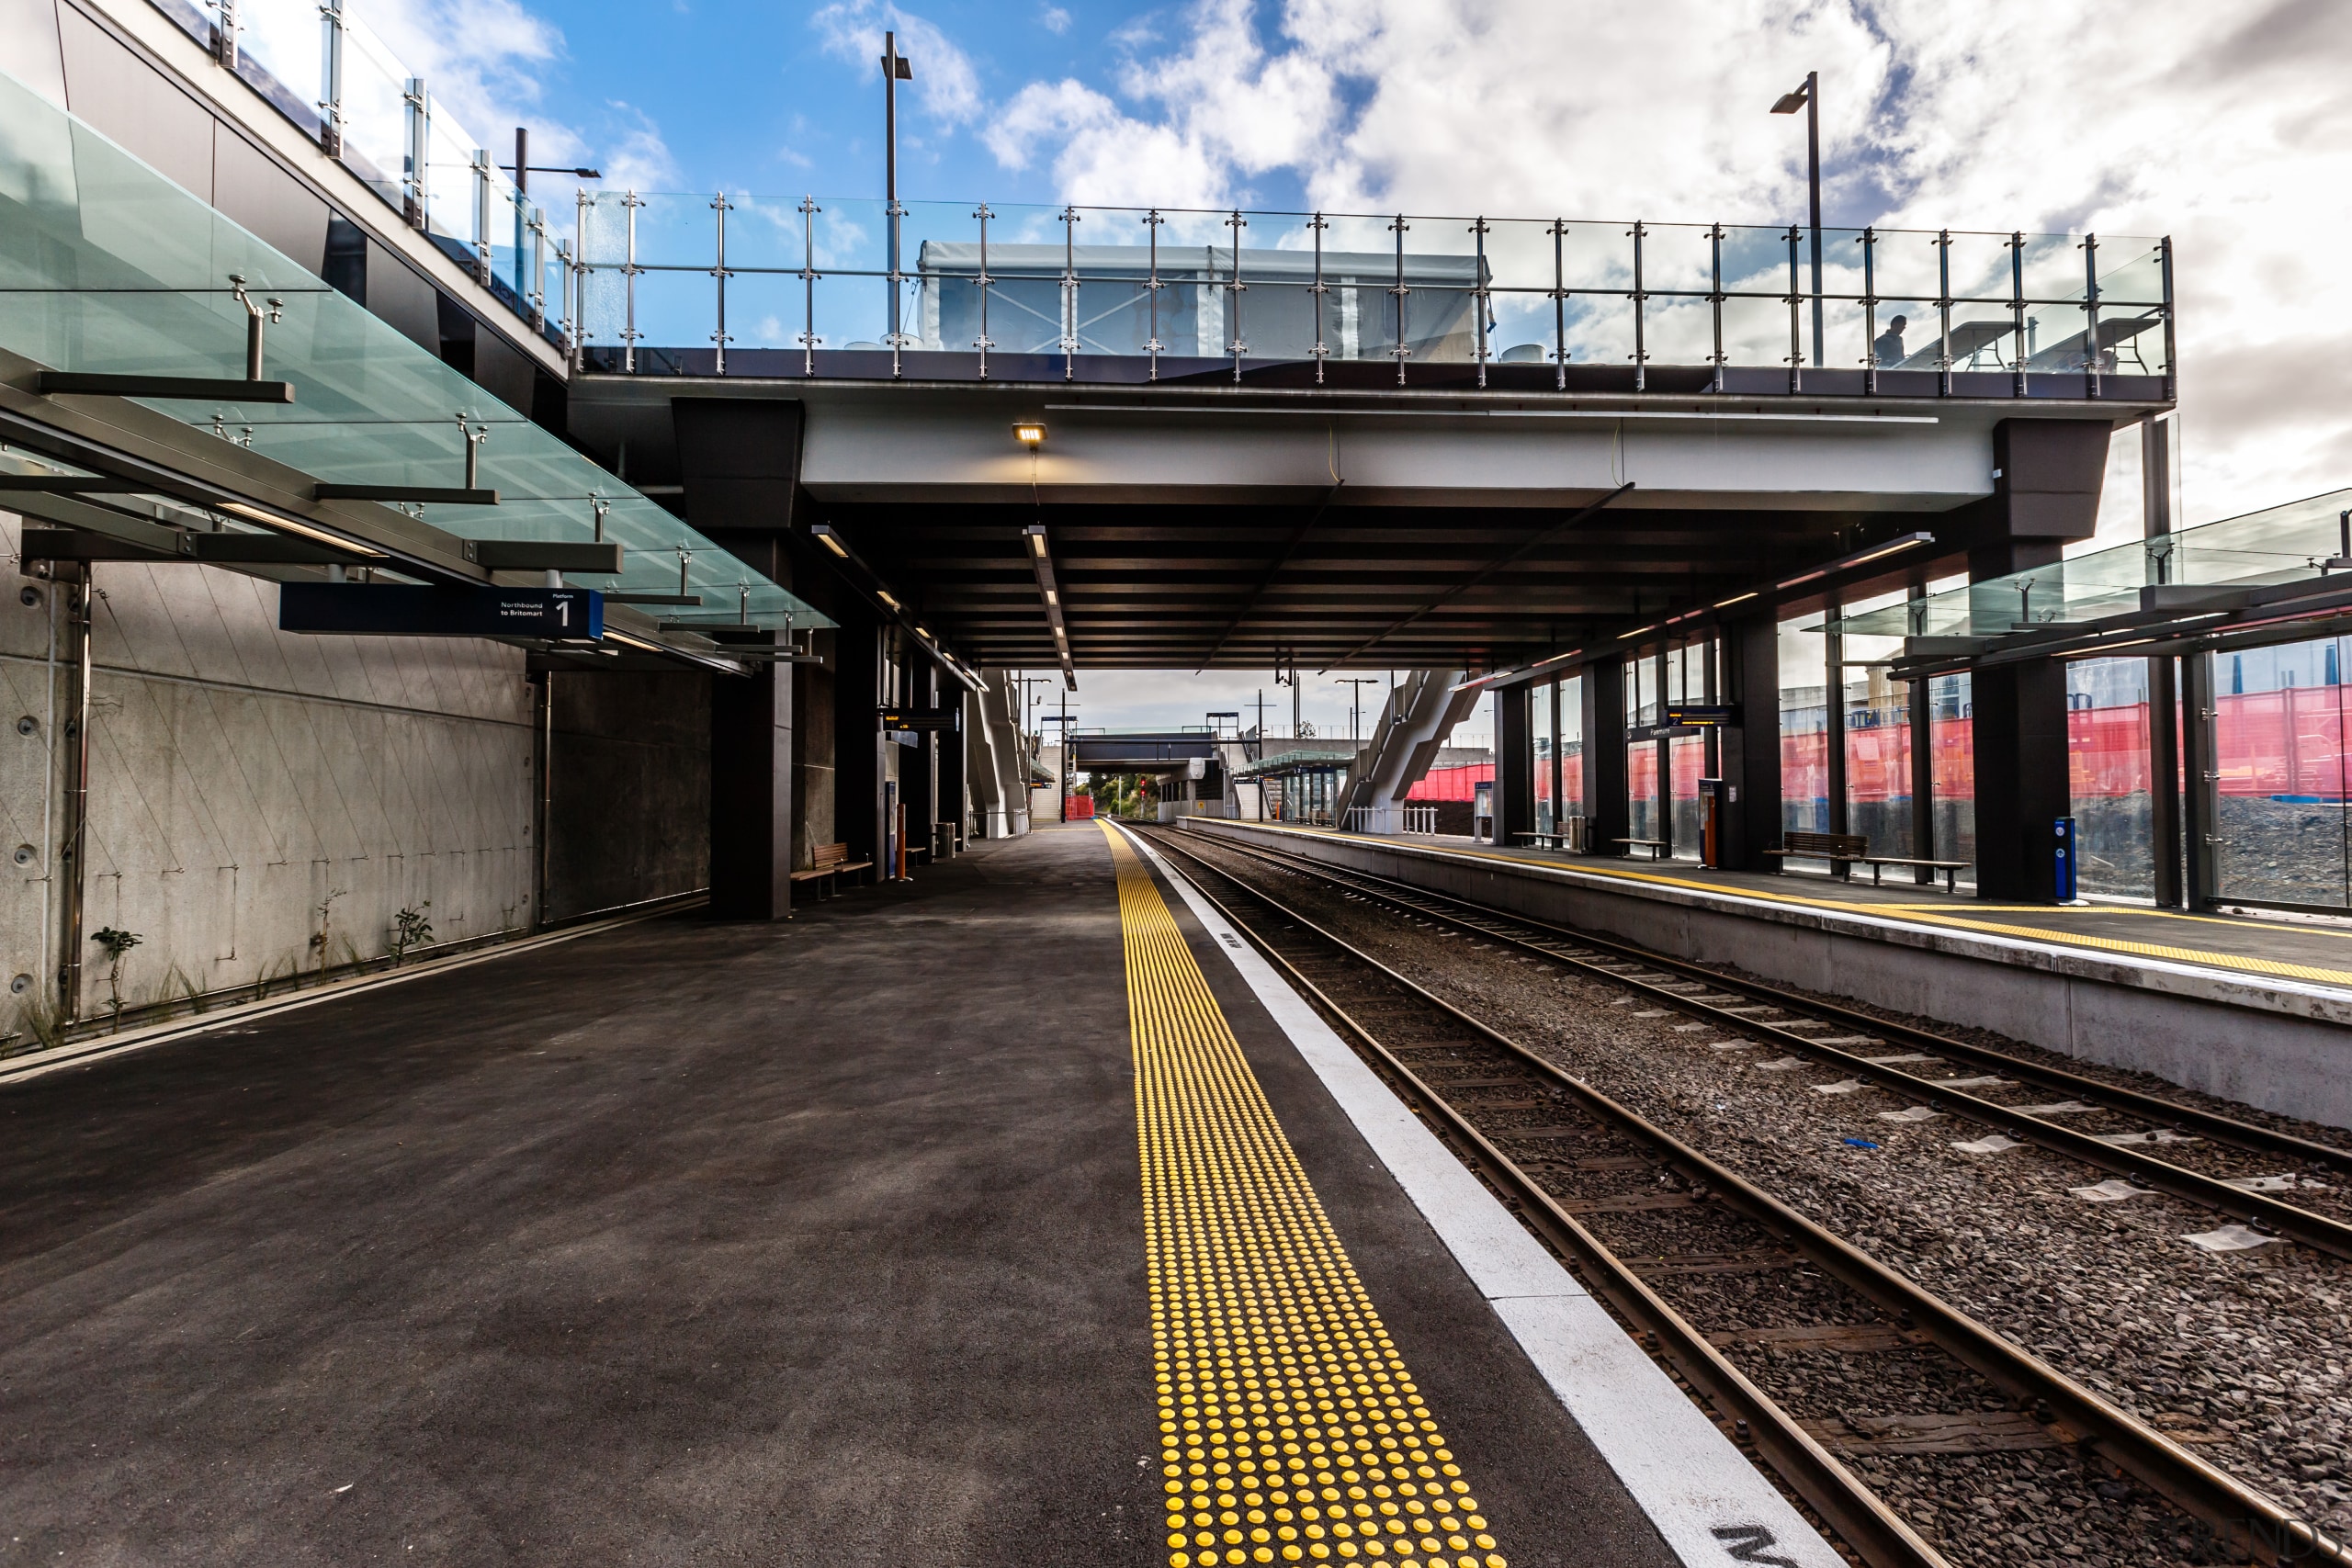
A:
[1189,818,2352,1132]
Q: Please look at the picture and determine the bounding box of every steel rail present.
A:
[1182,828,2352,1258]
[1141,827,2347,1568]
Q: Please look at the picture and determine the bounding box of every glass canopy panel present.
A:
[1832,488,2352,639]
[0,69,829,631]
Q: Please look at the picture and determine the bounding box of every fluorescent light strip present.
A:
[1041,404,1939,426]
[216,500,387,558]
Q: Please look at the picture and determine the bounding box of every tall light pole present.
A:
[1338,678,1378,747]
[1771,71,1823,369]
[880,31,913,351]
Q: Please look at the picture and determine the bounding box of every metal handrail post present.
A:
[1785,224,1803,394]
[1551,219,1567,392]
[1308,212,1328,386]
[1630,220,1647,393]
[470,149,492,285]
[1472,216,1491,389]
[711,192,731,375]
[2159,235,2177,404]
[620,189,641,373]
[797,197,821,378]
[1226,209,1248,383]
[316,0,344,156]
[1936,229,1952,397]
[2081,231,2101,400]
[1860,226,1877,395]
[1707,222,1724,394]
[1387,214,1410,385]
[2008,231,2027,399]
[973,203,994,379]
[401,77,427,229]
[1059,205,1080,381]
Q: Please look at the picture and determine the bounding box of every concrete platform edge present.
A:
[1189,819,2352,1132]
[1123,826,1848,1568]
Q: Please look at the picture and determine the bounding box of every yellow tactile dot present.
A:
[1107,824,1509,1568]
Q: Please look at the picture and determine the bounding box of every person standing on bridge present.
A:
[1873,313,1909,367]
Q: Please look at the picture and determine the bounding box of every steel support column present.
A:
[1496,682,1532,847]
[1582,659,1630,856]
[1728,616,1781,872]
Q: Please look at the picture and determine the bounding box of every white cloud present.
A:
[1039,5,1071,34]
[983,0,1342,206]
[596,102,683,191]
[810,0,985,127]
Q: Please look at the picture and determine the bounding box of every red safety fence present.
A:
[1065,795,1097,818]
[1426,692,2352,812]
[1408,761,1494,801]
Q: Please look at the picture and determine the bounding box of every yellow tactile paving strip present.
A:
[1103,823,1507,1568]
[1236,823,2352,991]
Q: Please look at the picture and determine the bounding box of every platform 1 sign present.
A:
[280,583,604,640]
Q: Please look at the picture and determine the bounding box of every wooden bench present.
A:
[1760,829,1867,878]
[1511,829,1570,851]
[1611,837,1670,861]
[789,840,875,899]
[1860,855,1972,893]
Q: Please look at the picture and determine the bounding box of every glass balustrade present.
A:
[560,195,2166,391]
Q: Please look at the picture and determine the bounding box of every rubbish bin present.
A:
[1698,778,1724,868]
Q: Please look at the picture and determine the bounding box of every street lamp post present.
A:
[1770,72,1823,369]
[880,31,913,353]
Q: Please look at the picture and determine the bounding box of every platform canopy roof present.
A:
[0,67,836,671]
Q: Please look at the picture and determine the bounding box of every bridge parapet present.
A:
[572,193,2174,405]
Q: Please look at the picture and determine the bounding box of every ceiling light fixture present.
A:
[1012,421,1047,448]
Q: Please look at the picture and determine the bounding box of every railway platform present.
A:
[1185,819,2352,1131]
[0,822,1830,1568]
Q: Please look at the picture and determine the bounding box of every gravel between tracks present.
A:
[1183,845,2352,1559]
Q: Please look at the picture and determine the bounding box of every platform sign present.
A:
[878,705,959,732]
[280,583,603,640]
[1663,703,1738,728]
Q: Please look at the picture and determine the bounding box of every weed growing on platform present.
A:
[9,993,65,1056]
[390,903,433,964]
[91,926,141,1030]
[309,887,345,979]
[164,963,209,1016]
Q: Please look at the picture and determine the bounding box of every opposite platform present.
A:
[0,823,1798,1566]
[1185,818,2352,1130]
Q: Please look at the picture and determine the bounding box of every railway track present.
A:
[1162,827,2352,1258]
[1134,824,2346,1568]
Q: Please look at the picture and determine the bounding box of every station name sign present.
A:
[280,583,604,640]
[879,705,959,732]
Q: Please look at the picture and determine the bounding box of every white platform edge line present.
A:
[1119,826,1847,1568]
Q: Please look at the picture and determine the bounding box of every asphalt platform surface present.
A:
[0,824,1676,1566]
